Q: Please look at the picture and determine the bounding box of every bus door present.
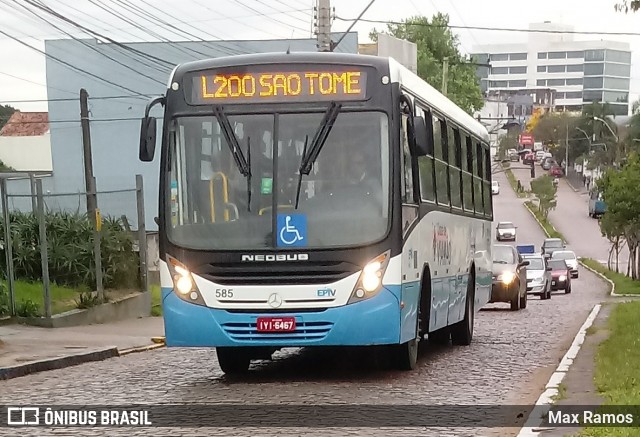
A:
[399,103,421,343]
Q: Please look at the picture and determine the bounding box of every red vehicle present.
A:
[523,152,535,165]
[549,165,563,177]
[547,259,572,293]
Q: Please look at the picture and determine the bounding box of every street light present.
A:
[593,116,619,142]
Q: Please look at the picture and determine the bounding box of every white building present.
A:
[472,22,632,116]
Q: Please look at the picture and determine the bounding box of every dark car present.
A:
[550,165,564,177]
[490,244,529,311]
[547,259,572,293]
[523,152,535,165]
[542,238,565,258]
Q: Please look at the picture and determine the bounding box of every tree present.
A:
[0,104,16,130]
[530,174,557,219]
[525,108,543,133]
[497,130,518,159]
[600,155,640,279]
[615,0,640,12]
[370,13,483,114]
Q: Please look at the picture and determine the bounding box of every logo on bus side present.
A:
[433,225,452,266]
[241,254,309,262]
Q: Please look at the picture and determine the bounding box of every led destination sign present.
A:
[188,66,370,104]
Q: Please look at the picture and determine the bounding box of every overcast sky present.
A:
[1,0,639,112]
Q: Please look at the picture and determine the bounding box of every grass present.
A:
[150,283,162,316]
[501,162,529,198]
[524,200,566,241]
[578,300,640,436]
[580,258,640,295]
[552,382,568,401]
[14,280,84,315]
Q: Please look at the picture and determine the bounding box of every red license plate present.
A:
[256,317,296,332]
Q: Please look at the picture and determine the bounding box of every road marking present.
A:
[515,304,601,437]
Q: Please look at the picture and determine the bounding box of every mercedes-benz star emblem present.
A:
[268,293,283,308]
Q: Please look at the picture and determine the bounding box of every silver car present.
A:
[551,250,579,278]
[522,254,552,300]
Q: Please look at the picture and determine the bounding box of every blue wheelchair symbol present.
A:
[277,214,307,247]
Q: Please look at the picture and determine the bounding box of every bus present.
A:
[138,52,493,374]
[588,188,606,218]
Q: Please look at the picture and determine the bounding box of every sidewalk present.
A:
[0,317,164,380]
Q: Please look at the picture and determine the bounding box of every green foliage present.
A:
[524,200,565,241]
[498,132,518,160]
[0,282,9,316]
[615,0,640,12]
[578,301,640,436]
[370,13,483,114]
[16,299,39,317]
[529,175,557,219]
[580,258,640,295]
[150,284,162,316]
[502,165,527,198]
[75,291,105,309]
[0,104,16,130]
[0,211,139,291]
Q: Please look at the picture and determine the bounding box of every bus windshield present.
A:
[166,111,390,250]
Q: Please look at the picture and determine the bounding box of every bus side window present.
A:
[417,106,435,202]
[433,116,449,206]
[401,113,416,204]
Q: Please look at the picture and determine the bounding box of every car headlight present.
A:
[532,277,543,284]
[559,275,567,282]
[348,250,390,304]
[166,255,206,306]
[498,271,515,284]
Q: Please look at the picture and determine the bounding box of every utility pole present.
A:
[565,122,569,171]
[315,0,332,52]
[442,57,449,96]
[80,88,97,216]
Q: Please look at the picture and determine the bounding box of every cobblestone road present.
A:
[0,169,612,436]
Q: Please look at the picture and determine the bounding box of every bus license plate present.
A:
[256,317,296,332]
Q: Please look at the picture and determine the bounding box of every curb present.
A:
[0,340,167,381]
[119,343,165,356]
[578,260,638,298]
[0,347,119,381]
[516,304,602,437]
[524,202,550,238]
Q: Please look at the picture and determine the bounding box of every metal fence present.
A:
[0,174,147,318]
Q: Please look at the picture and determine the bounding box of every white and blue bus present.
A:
[139,52,493,374]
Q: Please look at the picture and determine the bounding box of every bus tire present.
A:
[216,347,250,375]
[451,272,475,346]
[395,336,419,371]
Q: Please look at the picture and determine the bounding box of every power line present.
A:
[0,27,149,97]
[0,70,78,96]
[10,0,167,87]
[334,16,640,36]
[232,0,310,34]
[0,116,140,124]
[0,94,147,104]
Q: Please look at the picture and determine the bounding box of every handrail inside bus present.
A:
[258,205,295,216]
[209,172,230,222]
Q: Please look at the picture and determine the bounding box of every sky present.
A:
[0,0,639,113]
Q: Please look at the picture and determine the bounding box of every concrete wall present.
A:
[0,134,52,171]
[31,34,358,231]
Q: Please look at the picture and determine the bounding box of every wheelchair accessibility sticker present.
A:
[277,214,307,247]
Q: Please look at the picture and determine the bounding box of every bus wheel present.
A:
[451,278,475,345]
[395,337,418,370]
[216,347,250,375]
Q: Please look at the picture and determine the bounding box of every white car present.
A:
[522,254,552,300]
[536,150,546,162]
[550,250,579,278]
[496,221,517,241]
[492,181,500,195]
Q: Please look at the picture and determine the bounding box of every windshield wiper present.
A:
[213,105,252,212]
[213,105,250,177]
[293,101,342,209]
[493,260,509,264]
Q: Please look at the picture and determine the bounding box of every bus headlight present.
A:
[348,250,390,304]
[498,271,515,284]
[166,255,206,306]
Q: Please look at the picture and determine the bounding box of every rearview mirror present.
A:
[139,117,157,162]
[411,116,432,156]
[546,266,552,271]
[519,260,530,267]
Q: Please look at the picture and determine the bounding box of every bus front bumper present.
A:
[161,287,401,347]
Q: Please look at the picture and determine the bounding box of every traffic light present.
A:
[530,161,535,178]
